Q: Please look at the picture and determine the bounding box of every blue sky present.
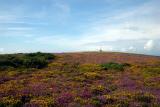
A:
[0,0,160,55]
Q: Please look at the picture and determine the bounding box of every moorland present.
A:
[0,52,160,107]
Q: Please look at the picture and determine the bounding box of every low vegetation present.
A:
[0,52,159,106]
[101,62,127,71]
[0,52,55,70]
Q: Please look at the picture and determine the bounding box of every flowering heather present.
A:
[0,52,160,106]
[55,92,74,106]
[79,88,92,98]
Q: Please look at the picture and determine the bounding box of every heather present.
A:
[0,52,160,107]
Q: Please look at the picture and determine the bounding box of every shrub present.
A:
[91,95,116,106]
[23,57,47,69]
[74,97,87,105]
[30,97,54,107]
[122,63,131,67]
[108,84,117,91]
[25,52,55,59]
[91,85,105,95]
[79,89,92,98]
[134,92,155,103]
[103,95,116,104]
[60,62,79,72]
[0,96,23,107]
[79,64,101,72]
[0,52,55,70]
[84,72,101,80]
[91,97,102,107]
[101,62,125,71]
[74,76,86,82]
[143,67,160,77]
[55,92,74,106]
[21,95,32,104]
[117,100,129,107]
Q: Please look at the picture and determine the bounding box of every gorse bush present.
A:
[142,67,160,78]
[0,96,23,107]
[79,64,101,72]
[23,57,47,69]
[25,52,54,60]
[84,72,101,79]
[23,55,48,69]
[91,85,105,95]
[143,67,160,75]
[101,62,126,71]
[0,52,55,70]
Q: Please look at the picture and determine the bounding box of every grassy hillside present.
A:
[0,52,160,107]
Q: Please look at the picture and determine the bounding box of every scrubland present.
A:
[0,52,160,107]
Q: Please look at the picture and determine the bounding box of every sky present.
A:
[0,0,160,55]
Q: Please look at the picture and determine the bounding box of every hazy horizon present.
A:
[0,0,160,56]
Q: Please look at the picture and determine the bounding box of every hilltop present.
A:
[55,52,160,64]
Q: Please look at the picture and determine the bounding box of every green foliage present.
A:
[23,57,47,69]
[0,52,55,70]
[101,62,126,71]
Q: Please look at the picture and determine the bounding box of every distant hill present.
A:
[56,52,160,65]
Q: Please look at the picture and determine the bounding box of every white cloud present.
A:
[120,48,127,52]
[0,48,4,53]
[144,40,154,51]
[0,0,160,55]
[128,46,136,51]
[78,0,160,45]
